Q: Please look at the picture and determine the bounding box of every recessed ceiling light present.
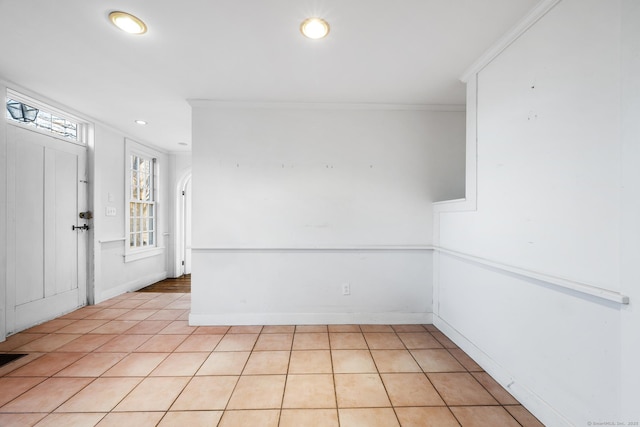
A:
[109,11,147,35]
[300,17,330,39]
[135,120,147,125]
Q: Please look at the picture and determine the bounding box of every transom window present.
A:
[5,94,82,142]
[129,154,156,249]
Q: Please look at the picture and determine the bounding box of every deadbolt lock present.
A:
[79,211,93,219]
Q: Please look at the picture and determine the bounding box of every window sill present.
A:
[124,247,164,263]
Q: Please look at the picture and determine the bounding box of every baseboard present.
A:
[95,271,168,303]
[433,315,572,427]
[189,312,433,326]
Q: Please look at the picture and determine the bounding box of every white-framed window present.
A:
[124,139,163,262]
[5,90,87,144]
[129,153,156,249]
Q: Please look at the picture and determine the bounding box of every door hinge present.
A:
[182,260,185,265]
[182,191,185,196]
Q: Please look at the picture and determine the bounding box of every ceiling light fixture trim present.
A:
[109,11,147,35]
[300,17,330,39]
[135,120,147,125]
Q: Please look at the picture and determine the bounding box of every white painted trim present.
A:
[190,312,433,326]
[192,246,434,253]
[433,315,573,427]
[188,99,465,112]
[435,247,629,304]
[123,247,165,263]
[98,237,126,244]
[95,271,167,303]
[459,0,562,83]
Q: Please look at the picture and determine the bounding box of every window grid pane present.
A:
[128,152,156,250]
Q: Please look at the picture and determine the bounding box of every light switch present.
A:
[105,206,117,216]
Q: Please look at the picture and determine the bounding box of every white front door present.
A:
[5,124,88,333]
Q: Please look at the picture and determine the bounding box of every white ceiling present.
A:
[0,0,538,151]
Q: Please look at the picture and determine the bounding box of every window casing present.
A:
[129,153,156,250]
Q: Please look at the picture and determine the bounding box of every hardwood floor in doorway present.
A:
[137,274,191,293]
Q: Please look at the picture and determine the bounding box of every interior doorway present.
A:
[175,171,192,277]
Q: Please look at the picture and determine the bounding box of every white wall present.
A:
[191,103,465,325]
[0,80,7,341]
[92,125,170,302]
[434,0,635,424]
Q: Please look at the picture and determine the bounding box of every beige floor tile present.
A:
[450,406,520,427]
[194,325,230,334]
[0,333,46,351]
[0,413,47,427]
[16,334,82,352]
[158,320,196,335]
[175,334,223,352]
[114,377,189,411]
[332,350,377,373]
[55,334,115,352]
[395,407,460,427]
[145,310,186,321]
[335,374,391,408]
[90,320,140,334]
[7,352,85,377]
[262,325,295,333]
[58,307,102,320]
[363,333,405,349]
[158,411,223,427]
[338,408,400,427]
[215,334,259,351]
[226,375,286,409]
[370,350,421,373]
[123,320,172,334]
[0,377,47,407]
[283,374,336,408]
[431,332,458,349]
[165,300,191,310]
[34,412,106,427]
[428,373,499,406]
[218,410,280,427]
[136,299,173,310]
[330,333,368,349]
[397,332,443,349]
[94,334,151,352]
[84,308,131,320]
[55,377,142,412]
[292,333,330,350]
[328,325,361,333]
[0,377,92,412]
[96,412,164,427]
[288,350,333,374]
[55,353,127,377]
[54,320,109,334]
[254,333,294,350]
[360,325,394,333]
[171,376,238,410]
[102,352,168,376]
[391,325,427,333]
[505,405,545,427]
[116,309,158,321]
[471,372,519,405]
[109,299,147,309]
[197,352,250,375]
[243,351,290,374]
[228,325,263,334]
[296,325,328,333]
[280,409,339,427]
[150,352,209,376]
[381,373,445,406]
[0,353,42,376]
[411,349,466,372]
[25,319,76,334]
[449,348,483,371]
[134,334,188,352]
